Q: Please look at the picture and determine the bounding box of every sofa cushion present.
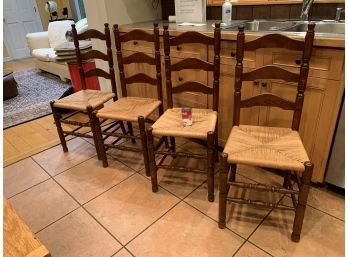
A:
[32,48,57,62]
[48,20,74,49]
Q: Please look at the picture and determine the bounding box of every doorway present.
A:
[3,0,43,60]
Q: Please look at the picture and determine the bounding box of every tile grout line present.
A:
[31,155,129,248]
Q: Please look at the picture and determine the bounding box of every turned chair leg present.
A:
[229,164,237,182]
[219,153,230,229]
[170,136,176,155]
[207,131,215,202]
[138,116,150,177]
[147,128,158,192]
[291,161,313,242]
[87,106,101,160]
[93,112,109,167]
[50,101,68,152]
[127,121,136,143]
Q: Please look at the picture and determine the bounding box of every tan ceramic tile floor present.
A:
[4,137,345,257]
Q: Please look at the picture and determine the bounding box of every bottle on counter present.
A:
[222,0,232,24]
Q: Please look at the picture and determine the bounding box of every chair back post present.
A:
[72,24,87,90]
[104,23,118,101]
[163,25,173,109]
[113,24,127,97]
[154,23,164,114]
[233,25,245,126]
[213,23,221,112]
[292,23,315,130]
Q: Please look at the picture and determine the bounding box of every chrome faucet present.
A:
[300,0,315,21]
[335,8,345,22]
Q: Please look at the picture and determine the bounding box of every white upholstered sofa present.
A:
[26,19,88,82]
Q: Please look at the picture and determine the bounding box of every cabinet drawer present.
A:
[122,40,155,54]
[168,43,207,59]
[209,41,260,68]
[264,48,344,80]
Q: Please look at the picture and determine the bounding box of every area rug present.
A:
[3,68,71,129]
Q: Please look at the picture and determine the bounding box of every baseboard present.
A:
[3,57,12,62]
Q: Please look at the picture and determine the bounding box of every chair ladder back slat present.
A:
[77,29,106,41]
[123,52,156,65]
[240,93,295,110]
[213,23,221,112]
[171,58,214,72]
[72,24,87,90]
[292,23,315,130]
[80,50,108,61]
[154,23,164,114]
[243,66,300,82]
[233,26,245,126]
[125,73,157,85]
[113,24,127,97]
[170,31,215,46]
[172,81,214,95]
[84,68,111,80]
[244,34,304,51]
[119,29,155,43]
[163,25,173,109]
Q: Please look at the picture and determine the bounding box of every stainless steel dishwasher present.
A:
[325,100,345,188]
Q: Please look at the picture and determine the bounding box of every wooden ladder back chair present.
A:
[51,23,125,160]
[219,24,315,242]
[147,24,221,202]
[93,24,165,177]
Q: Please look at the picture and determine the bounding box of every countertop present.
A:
[119,20,345,48]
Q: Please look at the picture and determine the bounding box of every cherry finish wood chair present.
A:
[50,23,125,158]
[93,24,165,176]
[147,24,221,202]
[218,24,315,242]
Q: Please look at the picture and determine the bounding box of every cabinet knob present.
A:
[295,59,302,65]
[261,82,267,87]
[178,77,183,82]
[176,46,182,51]
[253,81,259,86]
[133,41,138,46]
[231,52,236,57]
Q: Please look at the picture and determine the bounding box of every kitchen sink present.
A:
[219,20,345,34]
[243,20,298,31]
[286,22,345,34]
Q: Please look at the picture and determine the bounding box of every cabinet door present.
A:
[258,77,343,182]
[208,64,259,145]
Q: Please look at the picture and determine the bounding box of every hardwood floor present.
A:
[4,58,36,72]
[4,113,92,167]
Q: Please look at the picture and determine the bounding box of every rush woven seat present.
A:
[96,97,161,122]
[152,108,217,140]
[147,24,221,202]
[53,90,115,111]
[218,24,315,243]
[224,125,309,172]
[50,23,125,159]
[93,24,165,177]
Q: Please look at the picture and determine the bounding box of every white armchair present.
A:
[26,20,74,82]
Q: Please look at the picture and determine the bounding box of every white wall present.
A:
[83,0,161,93]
